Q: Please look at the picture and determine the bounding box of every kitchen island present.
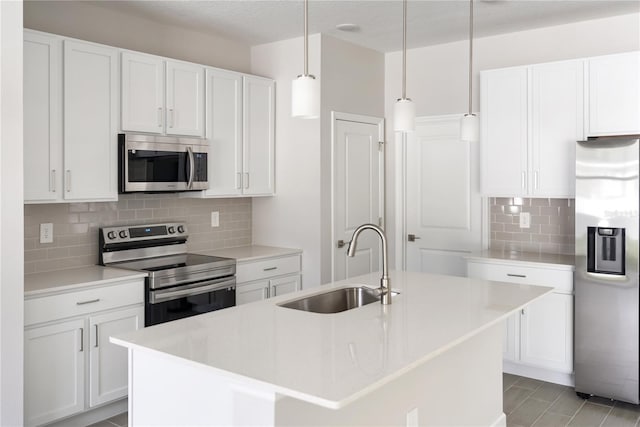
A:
[112,270,551,426]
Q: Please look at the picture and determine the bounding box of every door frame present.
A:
[394,114,490,271]
[330,111,385,282]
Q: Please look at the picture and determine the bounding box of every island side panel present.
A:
[275,323,505,427]
[128,349,277,426]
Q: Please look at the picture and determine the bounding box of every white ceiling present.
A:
[89,0,640,53]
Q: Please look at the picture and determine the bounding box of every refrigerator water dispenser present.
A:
[587,227,625,275]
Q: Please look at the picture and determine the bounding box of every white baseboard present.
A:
[504,361,575,387]
[490,413,506,427]
[46,399,127,427]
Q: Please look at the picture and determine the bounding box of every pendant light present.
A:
[394,0,415,132]
[460,0,479,142]
[291,0,319,119]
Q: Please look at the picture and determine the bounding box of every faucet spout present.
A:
[346,223,391,304]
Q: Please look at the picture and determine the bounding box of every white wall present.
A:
[24,1,251,72]
[385,12,640,268]
[0,0,24,424]
[251,35,323,288]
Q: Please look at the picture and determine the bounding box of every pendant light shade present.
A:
[461,0,479,142]
[394,98,415,132]
[394,0,414,133]
[291,0,319,119]
[292,75,319,118]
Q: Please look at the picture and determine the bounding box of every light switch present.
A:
[40,223,53,243]
[519,212,531,229]
[211,211,219,227]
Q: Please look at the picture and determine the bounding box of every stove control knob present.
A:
[107,231,116,240]
[119,230,127,239]
[177,225,185,234]
[168,226,176,234]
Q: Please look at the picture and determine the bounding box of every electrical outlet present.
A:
[406,408,419,427]
[40,223,53,244]
[519,212,531,229]
[211,211,219,227]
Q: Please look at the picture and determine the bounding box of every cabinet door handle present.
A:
[244,173,249,189]
[236,172,242,190]
[157,107,163,127]
[169,109,174,128]
[263,267,277,272]
[66,170,71,192]
[534,171,539,190]
[94,324,99,348]
[272,286,277,297]
[507,273,526,278]
[521,309,525,316]
[521,171,526,189]
[50,170,56,192]
[264,287,270,299]
[76,298,100,305]
[79,327,84,352]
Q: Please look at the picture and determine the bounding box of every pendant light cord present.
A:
[304,0,309,76]
[468,0,474,115]
[402,0,407,100]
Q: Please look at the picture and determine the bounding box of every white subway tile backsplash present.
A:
[24,194,252,274]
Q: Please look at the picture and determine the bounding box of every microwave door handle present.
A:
[187,146,195,190]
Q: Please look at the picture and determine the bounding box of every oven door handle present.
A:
[187,146,195,190]
[150,277,235,304]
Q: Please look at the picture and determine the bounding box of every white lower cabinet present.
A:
[24,279,144,427]
[467,258,574,384]
[236,254,302,305]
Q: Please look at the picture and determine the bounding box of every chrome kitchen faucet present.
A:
[347,224,391,305]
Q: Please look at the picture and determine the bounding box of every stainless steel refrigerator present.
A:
[575,135,640,404]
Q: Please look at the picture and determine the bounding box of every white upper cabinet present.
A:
[121,52,205,137]
[530,60,583,197]
[243,76,275,196]
[481,59,584,198]
[166,61,205,137]
[24,31,62,202]
[481,66,528,196]
[203,68,243,196]
[64,40,118,201]
[587,51,640,136]
[121,52,164,133]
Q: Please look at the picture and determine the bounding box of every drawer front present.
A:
[467,261,573,293]
[236,255,301,283]
[25,279,144,326]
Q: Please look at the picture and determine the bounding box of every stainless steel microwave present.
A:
[118,133,208,193]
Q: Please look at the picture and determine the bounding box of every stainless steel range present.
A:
[99,222,236,326]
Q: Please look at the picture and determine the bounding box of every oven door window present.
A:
[145,286,235,326]
[128,149,188,183]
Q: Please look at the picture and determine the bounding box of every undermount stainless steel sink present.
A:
[278,286,397,314]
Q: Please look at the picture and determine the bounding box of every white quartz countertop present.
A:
[112,270,551,409]
[195,245,302,263]
[466,249,575,270]
[25,266,147,297]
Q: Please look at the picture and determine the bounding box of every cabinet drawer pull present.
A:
[507,273,526,278]
[76,298,100,305]
[263,267,277,271]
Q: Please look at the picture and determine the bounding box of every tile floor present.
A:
[505,373,640,427]
[89,374,640,427]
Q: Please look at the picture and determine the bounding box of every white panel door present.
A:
[24,318,85,427]
[24,31,62,202]
[121,51,164,134]
[587,51,640,136]
[333,117,384,281]
[406,116,483,277]
[166,60,205,137]
[242,75,275,195]
[236,280,270,305]
[481,67,529,196]
[89,306,144,407]
[520,293,573,373]
[531,60,583,198]
[269,274,301,298]
[63,40,118,201]
[205,68,243,196]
